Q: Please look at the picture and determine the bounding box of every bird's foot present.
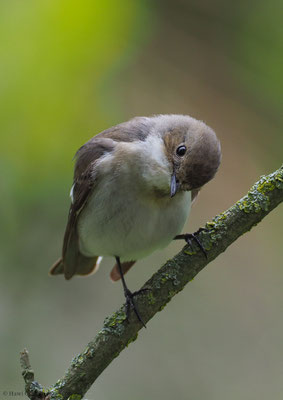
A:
[124,288,149,328]
[174,227,208,258]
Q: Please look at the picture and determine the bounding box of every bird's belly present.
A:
[78,188,191,261]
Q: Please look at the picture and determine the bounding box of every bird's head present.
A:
[159,115,221,197]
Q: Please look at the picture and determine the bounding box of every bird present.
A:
[50,114,221,325]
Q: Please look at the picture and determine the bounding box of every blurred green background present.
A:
[1,1,282,399]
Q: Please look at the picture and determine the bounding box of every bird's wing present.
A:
[61,137,115,279]
[51,117,153,280]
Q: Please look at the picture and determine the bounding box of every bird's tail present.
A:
[49,257,64,275]
[49,256,103,278]
[110,261,136,282]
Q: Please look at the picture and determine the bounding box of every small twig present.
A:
[20,349,45,400]
[20,349,34,386]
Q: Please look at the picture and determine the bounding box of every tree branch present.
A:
[21,166,283,400]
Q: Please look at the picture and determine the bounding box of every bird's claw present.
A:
[124,288,148,328]
[174,227,208,258]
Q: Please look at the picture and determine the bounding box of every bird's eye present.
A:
[176,145,187,157]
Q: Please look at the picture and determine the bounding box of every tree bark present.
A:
[21,166,283,400]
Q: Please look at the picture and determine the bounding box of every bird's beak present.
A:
[170,172,179,197]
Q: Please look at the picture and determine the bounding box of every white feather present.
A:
[70,184,74,203]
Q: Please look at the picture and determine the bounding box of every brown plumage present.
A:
[50,114,221,284]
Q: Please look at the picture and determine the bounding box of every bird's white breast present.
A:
[77,134,192,261]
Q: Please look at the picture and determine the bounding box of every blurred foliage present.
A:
[236,0,283,113]
[0,0,151,195]
[160,0,283,124]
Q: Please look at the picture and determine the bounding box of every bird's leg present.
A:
[174,227,208,258]
[115,256,147,328]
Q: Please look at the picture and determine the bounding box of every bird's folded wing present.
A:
[50,117,153,280]
[56,138,115,279]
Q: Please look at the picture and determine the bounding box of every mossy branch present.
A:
[21,166,283,400]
